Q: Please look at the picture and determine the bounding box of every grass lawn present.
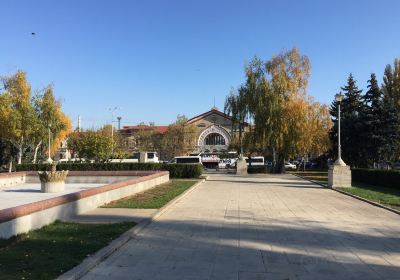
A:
[337,183,400,211]
[291,171,328,185]
[293,171,400,211]
[0,221,134,280]
[102,179,198,209]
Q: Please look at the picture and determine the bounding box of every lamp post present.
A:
[328,92,351,188]
[108,107,119,155]
[45,123,53,164]
[334,93,346,166]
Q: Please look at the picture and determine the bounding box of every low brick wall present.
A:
[0,171,169,238]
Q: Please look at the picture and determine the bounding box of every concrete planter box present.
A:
[41,181,65,193]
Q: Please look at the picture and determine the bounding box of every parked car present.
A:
[284,162,297,170]
[265,161,273,166]
[245,157,265,166]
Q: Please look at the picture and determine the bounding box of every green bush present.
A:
[352,168,400,189]
[16,163,203,179]
[247,166,268,174]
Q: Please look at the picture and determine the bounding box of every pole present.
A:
[108,107,119,156]
[240,124,243,158]
[338,103,341,161]
[111,112,114,155]
[334,102,346,166]
[46,125,53,163]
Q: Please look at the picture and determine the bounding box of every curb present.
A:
[291,173,400,216]
[57,178,206,280]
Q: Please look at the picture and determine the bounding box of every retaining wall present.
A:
[0,171,169,238]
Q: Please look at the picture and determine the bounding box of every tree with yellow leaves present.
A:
[162,115,197,158]
[0,71,37,164]
[225,48,332,172]
[32,86,72,162]
[0,70,71,166]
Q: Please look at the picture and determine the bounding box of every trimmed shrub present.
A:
[16,163,203,179]
[247,166,268,174]
[352,168,400,189]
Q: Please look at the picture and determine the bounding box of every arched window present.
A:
[205,133,226,145]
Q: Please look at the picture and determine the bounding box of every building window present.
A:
[205,133,225,145]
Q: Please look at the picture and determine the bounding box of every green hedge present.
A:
[247,166,268,174]
[16,163,203,179]
[352,168,400,189]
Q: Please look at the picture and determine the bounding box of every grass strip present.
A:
[293,171,400,211]
[102,179,198,209]
[0,221,135,280]
[337,183,400,211]
[291,171,328,185]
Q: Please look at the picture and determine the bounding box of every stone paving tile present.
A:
[82,173,400,280]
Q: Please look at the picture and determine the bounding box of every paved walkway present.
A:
[82,174,400,280]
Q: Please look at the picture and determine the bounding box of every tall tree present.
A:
[382,59,400,112]
[359,74,384,166]
[163,115,196,158]
[378,94,400,164]
[338,74,364,167]
[68,127,114,162]
[225,48,331,173]
[32,86,72,162]
[0,71,37,164]
[224,86,249,155]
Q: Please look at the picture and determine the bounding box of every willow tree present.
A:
[224,86,249,155]
[225,48,331,173]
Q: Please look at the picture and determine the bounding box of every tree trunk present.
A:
[8,160,12,173]
[17,137,23,164]
[33,141,42,163]
[273,152,285,174]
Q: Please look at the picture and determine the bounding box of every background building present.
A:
[119,107,244,161]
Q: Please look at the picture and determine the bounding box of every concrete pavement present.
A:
[82,173,400,280]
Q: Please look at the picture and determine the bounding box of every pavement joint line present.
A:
[57,178,206,280]
[292,173,400,216]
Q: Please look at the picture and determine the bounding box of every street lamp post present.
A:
[334,93,346,166]
[45,124,53,164]
[328,93,351,188]
[108,107,119,155]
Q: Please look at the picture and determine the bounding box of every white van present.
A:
[109,151,159,163]
[170,156,202,164]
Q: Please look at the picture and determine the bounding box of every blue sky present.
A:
[1,0,399,129]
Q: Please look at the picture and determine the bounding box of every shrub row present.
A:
[352,168,400,189]
[16,162,203,179]
[247,166,268,174]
